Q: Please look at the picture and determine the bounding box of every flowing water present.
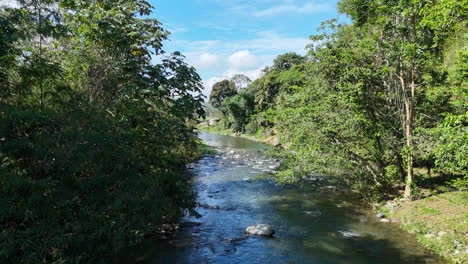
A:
[127,132,445,264]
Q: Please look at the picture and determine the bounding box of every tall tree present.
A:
[209,79,237,108]
[231,73,252,92]
[272,52,306,71]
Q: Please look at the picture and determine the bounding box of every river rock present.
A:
[304,210,322,217]
[376,213,385,218]
[199,203,220,209]
[380,218,390,223]
[230,237,248,244]
[245,224,275,237]
[208,118,220,126]
[180,221,202,228]
[359,216,369,222]
[338,230,360,238]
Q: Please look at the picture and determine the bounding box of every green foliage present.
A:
[272,52,306,71]
[208,79,237,108]
[247,70,281,112]
[0,0,205,263]
[230,74,252,92]
[0,104,198,263]
[220,93,254,132]
[448,175,468,191]
[432,113,468,175]
[215,0,467,200]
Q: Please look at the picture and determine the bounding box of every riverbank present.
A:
[197,122,279,146]
[376,191,467,264]
[197,127,466,263]
[125,132,446,263]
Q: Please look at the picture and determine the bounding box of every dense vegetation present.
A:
[208,0,467,200]
[0,0,204,263]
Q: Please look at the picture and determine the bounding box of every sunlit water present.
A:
[125,132,445,264]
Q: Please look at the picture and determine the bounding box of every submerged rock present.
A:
[338,230,360,238]
[321,185,337,191]
[199,203,220,209]
[180,221,202,228]
[245,224,275,237]
[303,210,322,217]
[230,237,248,244]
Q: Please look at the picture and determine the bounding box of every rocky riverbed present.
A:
[123,132,446,264]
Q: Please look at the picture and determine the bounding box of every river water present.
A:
[128,132,444,264]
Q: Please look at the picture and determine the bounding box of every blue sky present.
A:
[1,0,343,96]
[149,0,343,96]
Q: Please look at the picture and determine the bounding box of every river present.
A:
[127,132,445,264]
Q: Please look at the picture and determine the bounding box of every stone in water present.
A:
[245,224,275,237]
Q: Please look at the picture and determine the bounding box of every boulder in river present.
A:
[376,212,385,218]
[245,224,275,237]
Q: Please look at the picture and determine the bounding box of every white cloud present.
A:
[1,0,20,8]
[191,53,222,70]
[254,2,332,17]
[203,76,223,97]
[201,65,265,97]
[163,31,314,99]
[170,34,309,56]
[227,50,259,71]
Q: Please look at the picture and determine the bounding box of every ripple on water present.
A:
[125,132,447,264]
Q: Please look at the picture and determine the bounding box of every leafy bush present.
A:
[448,175,468,191]
[0,103,199,263]
[0,0,205,263]
[220,93,254,132]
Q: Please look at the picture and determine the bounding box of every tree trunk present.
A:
[37,0,44,110]
[403,120,413,199]
[395,150,406,182]
[403,69,416,200]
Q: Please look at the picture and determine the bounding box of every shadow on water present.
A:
[121,132,445,264]
[261,187,441,264]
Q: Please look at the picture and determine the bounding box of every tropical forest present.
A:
[0,0,466,263]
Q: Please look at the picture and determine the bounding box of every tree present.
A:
[244,0,466,201]
[0,0,205,262]
[272,52,306,71]
[336,0,456,199]
[220,93,254,132]
[231,73,251,92]
[209,79,237,108]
